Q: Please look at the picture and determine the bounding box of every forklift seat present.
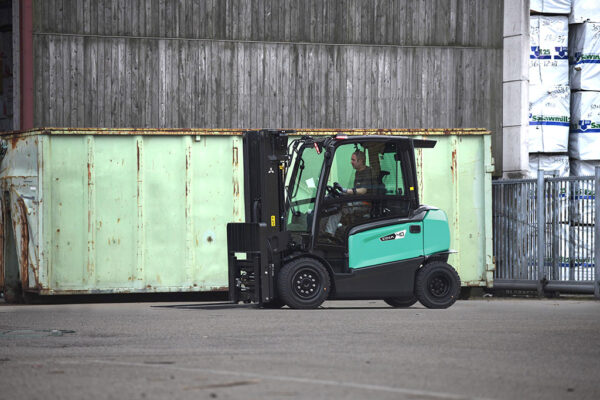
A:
[369,170,389,217]
[377,170,390,195]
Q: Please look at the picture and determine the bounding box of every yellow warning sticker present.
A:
[271,215,276,227]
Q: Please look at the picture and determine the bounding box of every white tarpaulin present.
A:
[528,85,570,152]
[569,90,600,160]
[569,22,600,90]
[569,0,600,23]
[527,154,570,178]
[530,16,569,87]
[570,159,600,175]
[531,0,572,14]
[567,168,596,224]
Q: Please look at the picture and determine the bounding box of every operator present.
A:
[346,150,373,196]
[324,150,375,236]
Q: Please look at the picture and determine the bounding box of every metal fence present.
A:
[492,167,599,298]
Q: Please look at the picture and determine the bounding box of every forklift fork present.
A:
[227,222,274,304]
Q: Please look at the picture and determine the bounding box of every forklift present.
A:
[227,130,460,309]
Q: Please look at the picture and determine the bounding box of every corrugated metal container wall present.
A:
[0,129,493,297]
[416,134,495,286]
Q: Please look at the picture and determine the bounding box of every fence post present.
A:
[595,167,600,299]
[537,169,546,296]
[550,171,559,281]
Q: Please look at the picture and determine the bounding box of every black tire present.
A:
[415,262,460,309]
[277,258,330,309]
[383,296,418,308]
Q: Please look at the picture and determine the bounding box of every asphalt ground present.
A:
[0,298,599,400]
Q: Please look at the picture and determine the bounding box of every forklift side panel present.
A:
[348,222,424,269]
[332,258,423,299]
[423,209,451,255]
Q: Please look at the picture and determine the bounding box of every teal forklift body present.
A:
[348,222,423,269]
[423,209,451,256]
[348,209,451,269]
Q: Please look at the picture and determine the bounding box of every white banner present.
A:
[528,85,570,152]
[569,90,600,160]
[527,154,570,178]
[570,159,600,176]
[531,0,572,14]
[569,22,600,90]
[569,0,600,23]
[530,16,569,87]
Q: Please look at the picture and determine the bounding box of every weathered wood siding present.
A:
[33,0,503,140]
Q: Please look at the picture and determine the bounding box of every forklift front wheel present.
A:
[277,258,330,309]
[415,261,460,309]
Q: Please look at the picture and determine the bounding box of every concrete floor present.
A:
[1,298,599,400]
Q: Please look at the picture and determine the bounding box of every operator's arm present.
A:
[345,187,367,195]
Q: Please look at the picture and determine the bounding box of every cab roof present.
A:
[331,134,436,148]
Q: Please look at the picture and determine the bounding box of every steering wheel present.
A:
[326,185,339,198]
[333,182,345,194]
[326,182,345,198]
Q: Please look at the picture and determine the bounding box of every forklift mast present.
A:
[242,130,289,229]
[227,130,291,304]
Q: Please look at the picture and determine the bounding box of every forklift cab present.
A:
[286,135,426,273]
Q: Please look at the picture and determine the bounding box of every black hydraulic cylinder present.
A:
[227,130,290,304]
[242,130,289,230]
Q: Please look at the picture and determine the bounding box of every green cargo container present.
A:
[0,128,493,299]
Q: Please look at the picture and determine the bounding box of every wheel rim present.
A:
[292,267,321,300]
[427,272,451,298]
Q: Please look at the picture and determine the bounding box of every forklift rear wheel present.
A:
[277,258,330,309]
[383,296,418,308]
[415,261,460,309]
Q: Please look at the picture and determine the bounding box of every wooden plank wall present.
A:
[0,1,13,131]
[32,1,503,150]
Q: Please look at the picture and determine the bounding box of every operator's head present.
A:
[351,150,366,170]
